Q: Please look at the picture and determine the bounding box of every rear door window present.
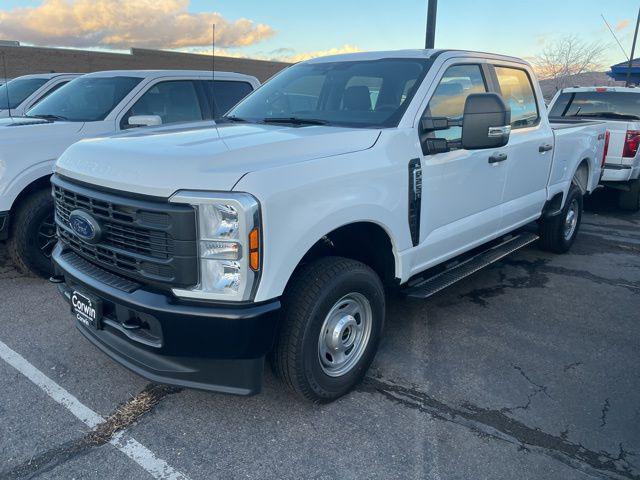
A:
[494,67,539,128]
[201,80,254,118]
[549,91,640,121]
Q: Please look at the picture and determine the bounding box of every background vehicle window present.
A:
[31,81,70,107]
[28,76,142,122]
[495,67,539,128]
[125,80,203,126]
[0,77,48,109]
[424,64,487,141]
[201,80,254,117]
[549,91,640,120]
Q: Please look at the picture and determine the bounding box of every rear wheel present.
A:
[272,257,385,402]
[7,189,56,277]
[539,183,583,253]
[618,179,640,212]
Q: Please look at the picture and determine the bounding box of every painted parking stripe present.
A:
[0,339,190,480]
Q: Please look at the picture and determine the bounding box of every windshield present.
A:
[27,76,143,122]
[0,77,48,109]
[549,91,640,120]
[227,58,430,128]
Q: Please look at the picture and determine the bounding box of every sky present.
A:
[0,0,637,67]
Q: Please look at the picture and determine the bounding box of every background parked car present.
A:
[0,69,260,277]
[0,73,81,118]
[549,86,640,211]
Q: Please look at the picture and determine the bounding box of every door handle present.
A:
[488,153,508,164]
[539,144,553,152]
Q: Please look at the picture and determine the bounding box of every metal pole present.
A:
[626,6,640,87]
[425,0,438,49]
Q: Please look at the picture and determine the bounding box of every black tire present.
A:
[7,189,56,277]
[618,179,640,212]
[538,183,583,254]
[272,256,385,403]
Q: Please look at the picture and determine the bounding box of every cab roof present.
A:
[303,49,529,66]
[80,70,259,82]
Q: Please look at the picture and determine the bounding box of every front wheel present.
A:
[538,183,583,253]
[272,257,385,402]
[7,189,56,277]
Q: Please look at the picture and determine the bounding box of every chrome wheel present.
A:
[318,292,373,377]
[563,198,579,241]
[37,214,57,258]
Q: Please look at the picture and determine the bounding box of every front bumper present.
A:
[52,243,281,395]
[0,211,9,240]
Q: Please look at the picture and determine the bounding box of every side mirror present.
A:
[420,116,450,132]
[461,93,511,150]
[127,115,162,128]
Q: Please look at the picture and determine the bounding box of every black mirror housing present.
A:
[420,116,450,132]
[461,93,511,150]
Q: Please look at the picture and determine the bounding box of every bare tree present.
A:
[533,36,607,93]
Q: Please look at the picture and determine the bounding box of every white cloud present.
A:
[190,44,362,63]
[0,0,275,49]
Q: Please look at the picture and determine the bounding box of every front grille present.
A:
[52,175,198,289]
[60,250,141,293]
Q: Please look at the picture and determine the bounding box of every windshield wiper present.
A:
[27,114,69,121]
[221,115,248,123]
[571,112,640,121]
[263,117,328,126]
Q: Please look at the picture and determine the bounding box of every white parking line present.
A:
[0,339,190,480]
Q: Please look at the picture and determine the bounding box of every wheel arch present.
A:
[572,158,591,194]
[277,220,401,299]
[10,175,53,212]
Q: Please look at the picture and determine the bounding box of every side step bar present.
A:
[403,232,539,299]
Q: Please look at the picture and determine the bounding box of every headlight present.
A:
[169,191,261,302]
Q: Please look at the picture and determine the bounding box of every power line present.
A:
[601,14,629,60]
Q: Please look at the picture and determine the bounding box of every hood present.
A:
[0,117,84,136]
[55,122,381,197]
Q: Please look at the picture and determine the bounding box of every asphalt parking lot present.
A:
[0,189,638,480]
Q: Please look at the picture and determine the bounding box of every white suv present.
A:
[0,73,81,118]
[0,70,260,277]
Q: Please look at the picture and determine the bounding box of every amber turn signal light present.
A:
[249,228,260,270]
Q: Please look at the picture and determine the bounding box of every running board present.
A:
[403,232,539,299]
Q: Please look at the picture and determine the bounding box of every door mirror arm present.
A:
[420,116,462,133]
[419,117,463,155]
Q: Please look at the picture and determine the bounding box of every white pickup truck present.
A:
[0,70,260,277]
[51,50,607,402]
[549,86,640,211]
[0,73,81,118]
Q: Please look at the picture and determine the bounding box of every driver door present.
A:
[413,62,507,271]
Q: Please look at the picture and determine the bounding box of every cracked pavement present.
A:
[0,189,638,479]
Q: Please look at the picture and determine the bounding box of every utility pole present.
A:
[626,6,640,87]
[425,0,438,49]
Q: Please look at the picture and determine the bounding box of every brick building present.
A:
[0,42,289,82]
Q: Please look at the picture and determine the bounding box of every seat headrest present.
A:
[343,85,372,111]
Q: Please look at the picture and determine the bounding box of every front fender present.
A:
[0,158,55,211]
[234,150,413,302]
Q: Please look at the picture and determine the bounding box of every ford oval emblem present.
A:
[69,210,102,243]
